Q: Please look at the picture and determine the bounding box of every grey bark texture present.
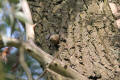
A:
[28,0,120,80]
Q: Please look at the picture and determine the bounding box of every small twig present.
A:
[19,47,33,80]
[82,0,88,9]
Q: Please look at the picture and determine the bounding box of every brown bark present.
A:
[29,0,120,80]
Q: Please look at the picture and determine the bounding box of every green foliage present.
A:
[15,11,29,23]
[0,61,6,80]
[0,0,19,5]
[9,0,19,3]
[0,0,28,44]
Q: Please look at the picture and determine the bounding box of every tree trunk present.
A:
[28,0,120,80]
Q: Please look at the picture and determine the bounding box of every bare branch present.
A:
[6,73,25,80]
[36,51,60,80]
[20,0,35,41]
[19,47,33,80]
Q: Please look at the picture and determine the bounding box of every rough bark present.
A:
[29,0,120,80]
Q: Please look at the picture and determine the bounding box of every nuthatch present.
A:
[50,34,59,45]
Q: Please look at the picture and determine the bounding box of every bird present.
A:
[50,34,59,45]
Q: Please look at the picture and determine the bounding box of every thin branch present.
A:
[36,51,60,80]
[19,47,33,80]
[6,73,25,80]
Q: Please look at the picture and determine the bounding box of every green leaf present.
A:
[15,11,29,23]
[0,23,9,45]
[9,0,19,4]
[16,3,22,11]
